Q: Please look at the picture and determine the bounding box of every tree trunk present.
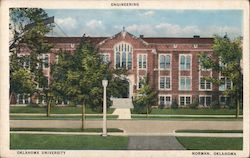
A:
[47,99,51,117]
[146,106,148,118]
[9,92,13,104]
[81,103,85,131]
[236,98,240,118]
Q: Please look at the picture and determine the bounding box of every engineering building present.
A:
[14,29,232,107]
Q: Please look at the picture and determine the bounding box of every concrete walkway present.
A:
[112,109,131,119]
[10,120,242,134]
[127,136,185,150]
[110,98,133,119]
[10,130,243,137]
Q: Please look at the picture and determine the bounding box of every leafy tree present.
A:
[199,35,242,117]
[133,76,157,116]
[9,8,53,117]
[51,36,127,129]
[9,8,51,52]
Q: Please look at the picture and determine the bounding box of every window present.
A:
[37,76,49,89]
[128,52,132,69]
[114,43,133,69]
[17,94,30,104]
[159,54,171,69]
[219,96,231,105]
[138,54,147,69]
[180,54,191,70]
[179,77,191,90]
[200,77,212,90]
[159,96,165,105]
[116,52,120,68]
[43,54,49,68]
[122,52,126,67]
[219,77,232,91]
[159,95,172,106]
[37,54,49,69]
[179,96,191,106]
[159,76,171,90]
[101,53,110,64]
[199,95,212,107]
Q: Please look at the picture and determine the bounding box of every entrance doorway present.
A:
[114,79,129,98]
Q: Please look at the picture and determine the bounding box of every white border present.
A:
[0,0,249,158]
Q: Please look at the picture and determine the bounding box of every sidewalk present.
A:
[10,131,243,137]
[127,136,185,150]
[10,113,243,118]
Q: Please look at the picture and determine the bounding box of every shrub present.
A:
[211,100,220,109]
[159,103,165,109]
[188,98,199,109]
[171,98,178,109]
[133,99,151,114]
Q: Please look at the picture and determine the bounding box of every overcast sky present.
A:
[45,9,243,38]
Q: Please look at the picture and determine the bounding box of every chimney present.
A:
[193,35,200,38]
[140,35,144,38]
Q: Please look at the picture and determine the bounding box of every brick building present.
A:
[15,29,232,107]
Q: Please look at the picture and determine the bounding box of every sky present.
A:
[45,9,243,38]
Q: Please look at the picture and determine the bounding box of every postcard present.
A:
[0,0,249,158]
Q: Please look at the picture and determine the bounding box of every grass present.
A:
[11,128,123,132]
[10,134,128,150]
[149,109,243,115]
[131,115,242,121]
[175,130,243,133]
[10,115,118,120]
[10,106,114,114]
[176,137,243,150]
[11,106,243,116]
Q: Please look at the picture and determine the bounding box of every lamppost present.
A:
[102,78,108,137]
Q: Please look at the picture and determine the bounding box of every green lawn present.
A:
[176,137,243,150]
[10,106,114,114]
[131,115,242,121]
[10,115,118,120]
[175,130,243,133]
[149,109,243,115]
[11,128,123,132]
[10,134,128,150]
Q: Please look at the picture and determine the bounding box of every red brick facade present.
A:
[16,30,227,107]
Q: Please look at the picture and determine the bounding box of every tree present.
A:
[198,35,242,117]
[51,36,127,130]
[133,76,157,116]
[9,8,53,115]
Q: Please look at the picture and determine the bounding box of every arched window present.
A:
[122,52,126,68]
[114,42,133,69]
[116,52,120,68]
[128,52,132,69]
